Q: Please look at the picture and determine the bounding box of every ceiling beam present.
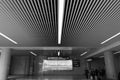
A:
[85,41,120,58]
[0,47,72,50]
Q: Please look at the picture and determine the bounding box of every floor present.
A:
[8,75,89,80]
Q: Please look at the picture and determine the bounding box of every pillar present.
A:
[0,48,11,80]
[104,51,117,80]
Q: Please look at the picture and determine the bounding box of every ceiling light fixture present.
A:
[30,51,37,56]
[0,32,18,44]
[99,56,104,58]
[58,51,60,56]
[113,51,120,54]
[80,51,87,56]
[58,0,65,44]
[101,32,120,44]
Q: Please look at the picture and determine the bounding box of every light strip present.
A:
[99,56,104,58]
[80,51,87,56]
[58,0,65,44]
[114,51,120,54]
[0,32,18,44]
[101,32,120,44]
[30,51,37,56]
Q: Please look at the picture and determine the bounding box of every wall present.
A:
[114,54,120,75]
[90,58,105,69]
[9,50,88,76]
[9,55,29,75]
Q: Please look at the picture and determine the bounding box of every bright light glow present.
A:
[101,32,120,44]
[58,51,60,56]
[42,60,73,71]
[58,0,65,44]
[0,32,18,44]
[30,51,37,56]
[80,51,87,56]
[87,59,92,61]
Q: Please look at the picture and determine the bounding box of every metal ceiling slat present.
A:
[53,0,57,30]
[72,0,87,31]
[46,0,56,40]
[0,1,18,25]
[87,0,110,26]
[31,0,44,33]
[33,0,45,34]
[91,0,118,25]
[43,0,50,26]
[65,0,74,36]
[84,0,103,30]
[18,0,36,33]
[50,0,55,28]
[12,0,32,29]
[68,0,89,37]
[70,0,80,28]
[28,0,39,32]
[36,0,46,33]
[98,0,119,24]
[40,0,48,34]
[77,0,106,33]
[6,0,25,24]
[68,0,77,27]
[1,0,22,25]
[76,0,97,33]
[46,0,53,28]
[20,0,36,32]
[80,0,99,32]
[65,0,73,28]
[44,0,53,39]
[31,0,41,26]
[26,0,38,30]
[63,0,69,35]
[22,0,37,32]
[65,0,77,39]
[71,0,84,28]
[86,0,106,25]
[67,0,75,27]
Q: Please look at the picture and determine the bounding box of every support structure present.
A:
[104,51,117,80]
[0,48,11,80]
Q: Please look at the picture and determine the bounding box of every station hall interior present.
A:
[0,0,120,80]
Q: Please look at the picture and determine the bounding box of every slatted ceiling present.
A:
[0,0,58,46]
[1,0,120,47]
[62,0,120,46]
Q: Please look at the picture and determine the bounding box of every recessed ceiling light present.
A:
[58,51,60,56]
[0,32,18,44]
[58,0,65,44]
[101,32,120,44]
[30,51,37,56]
[80,51,87,56]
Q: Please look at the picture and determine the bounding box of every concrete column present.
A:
[104,51,117,80]
[0,48,11,80]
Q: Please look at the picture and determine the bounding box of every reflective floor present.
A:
[8,75,88,80]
